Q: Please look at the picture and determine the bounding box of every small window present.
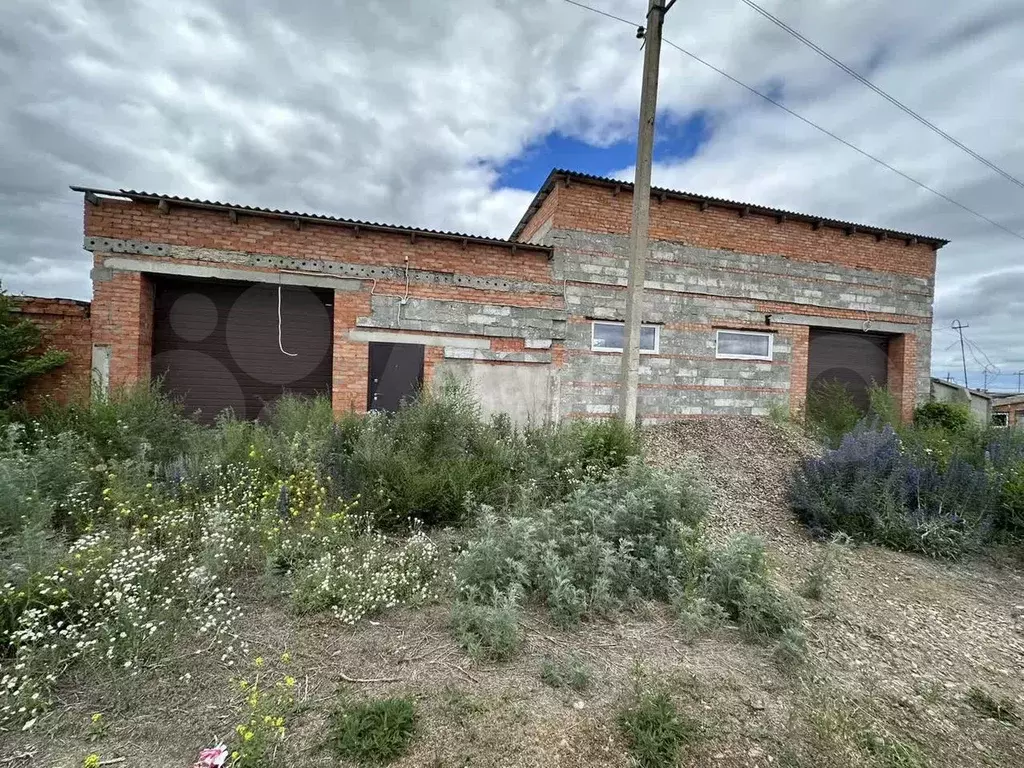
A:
[591,321,659,354]
[992,413,1009,428]
[716,329,773,361]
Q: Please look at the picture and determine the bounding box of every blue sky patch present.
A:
[497,110,710,192]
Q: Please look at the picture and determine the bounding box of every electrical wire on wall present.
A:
[395,254,411,328]
[277,285,298,357]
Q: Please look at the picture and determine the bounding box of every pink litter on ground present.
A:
[192,744,228,768]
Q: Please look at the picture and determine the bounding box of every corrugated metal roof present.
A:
[510,169,949,247]
[70,186,553,256]
[993,393,1024,406]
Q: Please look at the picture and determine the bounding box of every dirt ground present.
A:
[5,418,1023,767]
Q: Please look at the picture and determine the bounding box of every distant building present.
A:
[991,394,1024,427]
[930,378,992,423]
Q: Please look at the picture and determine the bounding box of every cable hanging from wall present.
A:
[277,285,298,357]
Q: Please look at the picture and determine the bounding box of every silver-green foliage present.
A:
[702,534,802,642]
[449,587,524,661]
[453,460,708,628]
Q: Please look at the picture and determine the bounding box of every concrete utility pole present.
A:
[619,0,674,425]
[951,319,970,389]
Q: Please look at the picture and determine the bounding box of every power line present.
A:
[562,0,634,26]
[561,0,1024,244]
[964,336,1000,374]
[657,39,1024,243]
[736,0,1024,192]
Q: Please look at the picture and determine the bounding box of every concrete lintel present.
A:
[443,348,552,364]
[348,329,489,349]
[771,313,920,335]
[86,236,563,297]
[102,257,363,292]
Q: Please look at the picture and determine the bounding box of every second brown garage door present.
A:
[152,277,333,421]
[808,329,889,411]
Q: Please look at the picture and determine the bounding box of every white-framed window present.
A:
[715,329,773,361]
[591,321,660,354]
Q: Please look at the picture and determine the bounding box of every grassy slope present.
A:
[7,419,1024,768]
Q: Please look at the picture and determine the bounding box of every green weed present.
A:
[799,535,847,601]
[328,696,417,765]
[672,591,726,644]
[454,460,708,628]
[449,589,524,661]
[703,534,802,641]
[618,683,698,768]
[539,653,593,693]
[858,730,929,768]
[774,626,809,671]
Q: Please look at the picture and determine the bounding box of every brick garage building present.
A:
[62,169,943,423]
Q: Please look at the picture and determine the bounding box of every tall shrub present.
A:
[913,401,972,433]
[33,383,196,465]
[329,381,521,528]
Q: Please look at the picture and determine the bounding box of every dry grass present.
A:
[5,418,1024,767]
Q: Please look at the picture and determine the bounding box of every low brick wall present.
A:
[13,296,93,409]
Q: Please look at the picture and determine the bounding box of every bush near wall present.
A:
[791,413,1024,559]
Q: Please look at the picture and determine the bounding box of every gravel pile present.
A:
[646,417,1024,765]
[644,417,817,551]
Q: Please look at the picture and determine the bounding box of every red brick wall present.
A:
[13,297,93,409]
[83,190,933,423]
[782,325,810,418]
[542,182,938,278]
[993,403,1024,427]
[87,198,564,411]
[90,265,154,388]
[757,301,924,421]
[422,346,446,390]
[519,182,560,242]
[85,199,553,284]
[331,289,372,415]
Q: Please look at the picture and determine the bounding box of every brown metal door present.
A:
[368,342,424,412]
[151,277,333,422]
[808,329,889,411]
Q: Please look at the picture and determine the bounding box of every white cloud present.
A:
[0,0,1021,384]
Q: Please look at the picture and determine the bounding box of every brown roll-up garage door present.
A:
[808,329,889,411]
[152,277,333,422]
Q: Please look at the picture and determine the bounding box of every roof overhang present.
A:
[72,186,554,259]
[510,169,949,248]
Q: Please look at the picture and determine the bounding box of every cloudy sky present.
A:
[2,0,1023,388]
